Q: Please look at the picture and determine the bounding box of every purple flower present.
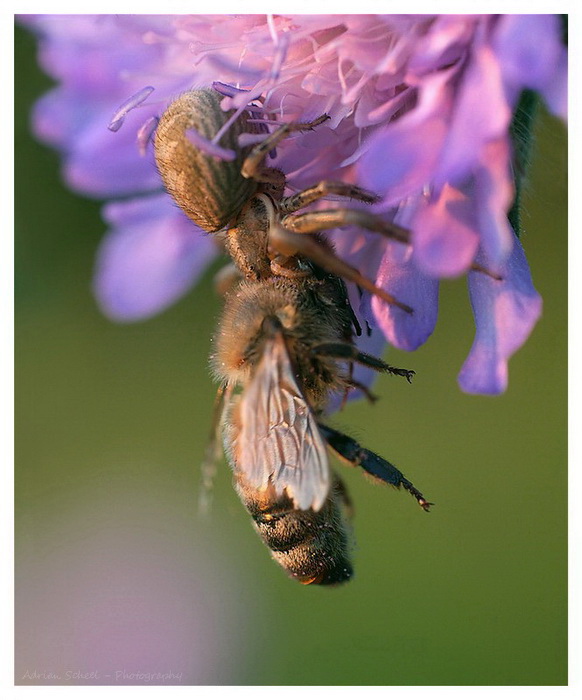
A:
[21,14,566,394]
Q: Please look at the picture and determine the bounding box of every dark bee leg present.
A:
[198,383,232,516]
[312,341,415,383]
[319,424,432,512]
[339,378,379,411]
[346,296,363,337]
[279,181,380,214]
[281,208,410,244]
[269,224,413,314]
[345,379,379,404]
[338,360,355,411]
[241,115,330,180]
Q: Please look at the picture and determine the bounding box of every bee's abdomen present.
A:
[236,476,353,586]
[271,535,354,586]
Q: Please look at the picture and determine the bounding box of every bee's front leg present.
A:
[311,340,415,383]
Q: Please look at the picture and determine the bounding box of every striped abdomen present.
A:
[154,89,261,232]
[235,473,354,586]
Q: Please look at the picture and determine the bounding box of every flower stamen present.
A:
[187,128,236,161]
[108,86,155,132]
[137,116,159,156]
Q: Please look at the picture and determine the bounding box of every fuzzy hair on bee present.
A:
[208,271,430,586]
[213,269,354,407]
[213,273,355,585]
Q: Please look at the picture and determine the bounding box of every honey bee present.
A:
[209,268,430,585]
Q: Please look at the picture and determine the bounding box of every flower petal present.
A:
[493,15,562,95]
[434,40,511,188]
[411,184,479,278]
[471,138,515,269]
[64,106,162,197]
[543,49,568,122]
[458,235,542,394]
[371,243,439,351]
[94,194,218,321]
[358,70,453,206]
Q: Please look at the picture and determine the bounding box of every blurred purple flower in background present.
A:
[21,14,567,394]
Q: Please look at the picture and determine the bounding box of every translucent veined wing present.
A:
[235,330,330,511]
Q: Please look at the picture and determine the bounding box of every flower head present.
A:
[21,14,567,394]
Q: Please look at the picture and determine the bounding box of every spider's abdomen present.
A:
[155,89,261,232]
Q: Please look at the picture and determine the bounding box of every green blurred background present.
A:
[15,25,567,686]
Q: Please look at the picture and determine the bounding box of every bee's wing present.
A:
[235,331,330,511]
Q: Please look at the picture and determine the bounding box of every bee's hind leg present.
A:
[318,423,432,512]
